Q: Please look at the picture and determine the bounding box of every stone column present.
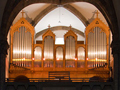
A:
[0,39,9,90]
[111,39,120,90]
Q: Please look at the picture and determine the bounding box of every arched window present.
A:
[34,47,42,67]
[44,36,54,67]
[77,47,85,68]
[87,27,107,68]
[56,47,63,67]
[65,36,75,67]
[13,26,32,67]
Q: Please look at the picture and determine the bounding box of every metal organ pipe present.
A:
[65,36,75,60]
[78,47,85,68]
[56,47,63,67]
[44,36,54,67]
[56,47,63,60]
[65,36,75,67]
[34,47,42,60]
[13,26,32,67]
[44,36,54,60]
[34,47,42,67]
[88,27,107,68]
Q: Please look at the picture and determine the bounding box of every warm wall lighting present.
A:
[96,58,97,60]
[57,58,59,61]
[86,58,89,60]
[32,58,35,60]
[43,58,45,60]
[23,57,25,60]
[75,58,77,61]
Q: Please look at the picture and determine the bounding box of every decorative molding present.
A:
[35,26,84,39]
[10,17,35,37]
[34,44,43,49]
[64,29,77,41]
[85,18,110,37]
[42,29,55,40]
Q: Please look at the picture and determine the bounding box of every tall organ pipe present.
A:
[65,36,75,67]
[44,36,54,67]
[56,47,63,60]
[44,36,54,60]
[34,47,42,67]
[65,36,75,60]
[78,47,85,68]
[88,27,107,68]
[13,26,32,67]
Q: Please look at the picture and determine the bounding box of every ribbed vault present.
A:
[1,0,118,39]
[32,4,89,27]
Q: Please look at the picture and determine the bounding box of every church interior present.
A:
[5,2,114,82]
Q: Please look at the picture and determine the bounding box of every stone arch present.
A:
[63,4,89,27]
[32,4,58,26]
[17,85,26,90]
[92,85,102,90]
[0,0,118,89]
[5,85,15,90]
[103,85,113,90]
[27,85,37,90]
[32,4,89,27]
[35,26,85,39]
[81,85,91,90]
[1,0,118,38]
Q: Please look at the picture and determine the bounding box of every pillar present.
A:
[0,39,9,90]
[111,39,120,90]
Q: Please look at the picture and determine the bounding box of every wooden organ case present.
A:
[9,13,110,82]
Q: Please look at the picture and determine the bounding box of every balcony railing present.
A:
[5,77,110,82]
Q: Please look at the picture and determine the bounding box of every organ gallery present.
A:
[8,10,110,82]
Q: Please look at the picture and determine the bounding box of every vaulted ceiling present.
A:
[13,2,108,35]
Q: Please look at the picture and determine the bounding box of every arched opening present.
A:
[4,1,114,83]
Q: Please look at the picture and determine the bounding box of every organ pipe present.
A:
[34,47,42,60]
[56,47,63,60]
[65,36,75,60]
[65,36,75,67]
[13,26,32,67]
[44,36,54,60]
[87,27,107,68]
[78,47,85,68]
[44,36,54,67]
[34,47,42,67]
[78,47,85,60]
[56,47,63,67]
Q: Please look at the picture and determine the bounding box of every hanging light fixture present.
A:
[58,5,61,23]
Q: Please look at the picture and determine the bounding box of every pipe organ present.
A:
[43,36,54,67]
[13,27,32,67]
[56,47,63,67]
[87,27,107,68]
[34,47,42,67]
[77,47,85,68]
[65,32,77,68]
[10,16,34,69]
[9,12,110,79]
